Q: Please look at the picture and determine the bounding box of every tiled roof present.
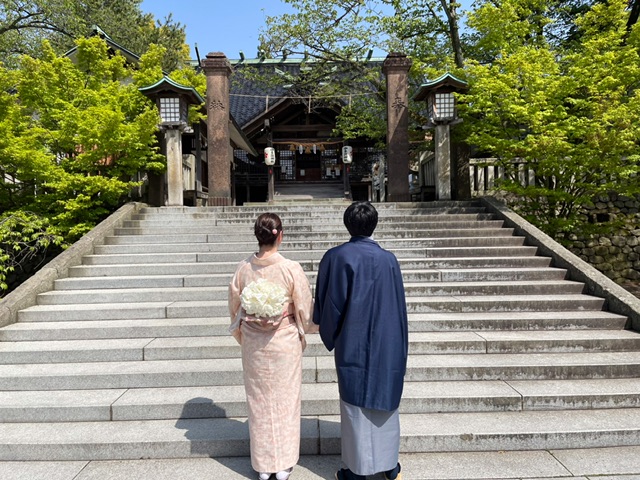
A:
[229,61,298,128]
[229,58,386,129]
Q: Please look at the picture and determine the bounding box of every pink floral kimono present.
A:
[228,252,314,473]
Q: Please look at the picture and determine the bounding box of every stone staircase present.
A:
[1,201,640,462]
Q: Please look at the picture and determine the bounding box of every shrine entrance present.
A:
[272,143,343,182]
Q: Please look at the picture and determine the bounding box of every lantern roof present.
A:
[413,73,468,101]
[138,76,205,105]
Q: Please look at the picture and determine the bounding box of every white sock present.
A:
[276,467,292,480]
[259,473,271,480]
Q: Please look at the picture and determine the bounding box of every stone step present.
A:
[135,203,481,214]
[115,219,499,235]
[0,338,153,364]
[3,352,640,391]
[146,330,640,358]
[36,287,227,305]
[113,224,515,237]
[67,256,553,277]
[309,220,505,231]
[423,246,537,258]
[97,231,518,254]
[214,214,495,226]
[139,201,481,213]
[207,207,489,217]
[8,330,636,365]
[1,311,627,343]
[2,409,640,460]
[123,218,507,232]
[5,378,640,425]
[92,236,527,254]
[105,221,507,244]
[0,318,230,341]
[212,210,489,220]
[223,204,486,214]
[54,268,567,290]
[406,294,604,314]
[8,447,640,480]
[105,378,640,417]
[474,330,640,353]
[18,293,606,322]
[406,311,629,331]
[36,281,585,305]
[79,246,539,265]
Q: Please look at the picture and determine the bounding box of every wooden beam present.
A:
[271,124,333,132]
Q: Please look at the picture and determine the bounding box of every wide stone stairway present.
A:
[2,201,640,466]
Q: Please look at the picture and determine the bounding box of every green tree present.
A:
[257,1,470,144]
[0,0,189,70]
[1,36,165,235]
[0,211,64,293]
[0,35,166,294]
[460,0,640,237]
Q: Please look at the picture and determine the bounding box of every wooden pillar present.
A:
[383,52,412,203]
[201,52,232,206]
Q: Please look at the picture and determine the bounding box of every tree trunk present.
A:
[440,0,465,68]
[628,0,640,31]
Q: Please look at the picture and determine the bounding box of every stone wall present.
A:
[568,193,640,285]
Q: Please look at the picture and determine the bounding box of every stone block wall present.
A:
[568,193,640,285]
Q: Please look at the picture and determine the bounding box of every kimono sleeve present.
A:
[313,251,347,351]
[289,261,315,333]
[228,261,246,344]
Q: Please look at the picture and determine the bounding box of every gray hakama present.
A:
[340,399,400,476]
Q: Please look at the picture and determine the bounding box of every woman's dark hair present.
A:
[343,201,378,237]
[254,213,283,246]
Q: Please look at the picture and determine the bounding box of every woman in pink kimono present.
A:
[229,213,314,480]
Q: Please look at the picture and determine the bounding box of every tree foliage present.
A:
[461,0,640,237]
[0,0,189,70]
[258,0,467,143]
[0,211,63,292]
[261,0,640,239]
[0,35,167,294]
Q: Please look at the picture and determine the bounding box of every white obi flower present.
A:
[240,278,289,319]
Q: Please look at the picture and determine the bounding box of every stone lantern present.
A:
[413,73,468,200]
[342,145,353,200]
[139,77,204,206]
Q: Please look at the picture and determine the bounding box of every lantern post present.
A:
[413,73,468,200]
[139,77,204,206]
[342,145,353,200]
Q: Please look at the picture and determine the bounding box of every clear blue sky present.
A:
[140,0,473,61]
[140,0,295,60]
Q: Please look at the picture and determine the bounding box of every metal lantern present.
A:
[264,147,276,166]
[342,146,353,164]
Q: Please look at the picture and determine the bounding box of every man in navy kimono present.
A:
[313,201,408,480]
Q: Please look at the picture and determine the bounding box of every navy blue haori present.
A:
[313,236,408,412]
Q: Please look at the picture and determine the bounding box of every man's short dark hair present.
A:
[343,201,378,237]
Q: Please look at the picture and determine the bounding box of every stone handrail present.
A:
[0,202,146,328]
[480,196,640,331]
